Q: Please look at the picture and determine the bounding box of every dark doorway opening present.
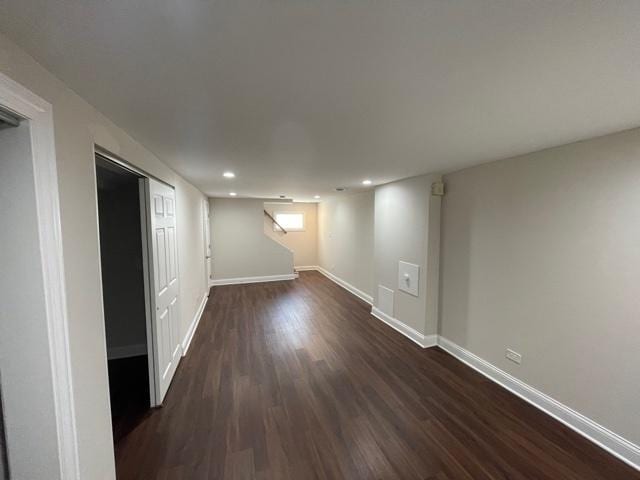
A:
[96,155,151,444]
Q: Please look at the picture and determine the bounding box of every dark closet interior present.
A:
[95,156,150,444]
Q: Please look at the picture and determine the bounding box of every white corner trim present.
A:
[315,267,373,305]
[107,344,147,360]
[370,307,437,348]
[0,73,80,479]
[181,292,209,355]
[209,273,296,286]
[294,265,320,271]
[438,337,640,471]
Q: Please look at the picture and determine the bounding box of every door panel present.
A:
[146,178,181,402]
[170,297,180,358]
[167,226,176,282]
[155,228,168,293]
[154,195,164,215]
[159,308,169,376]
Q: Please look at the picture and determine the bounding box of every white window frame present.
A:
[273,211,305,232]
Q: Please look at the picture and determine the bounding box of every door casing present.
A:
[94,148,181,407]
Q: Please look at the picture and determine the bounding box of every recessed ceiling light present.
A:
[314,195,321,199]
[223,171,235,178]
[229,192,237,196]
[362,179,372,185]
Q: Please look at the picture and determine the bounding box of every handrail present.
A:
[264,210,288,234]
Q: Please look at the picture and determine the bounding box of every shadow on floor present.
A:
[108,355,151,445]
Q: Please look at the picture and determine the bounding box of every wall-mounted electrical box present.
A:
[506,349,522,365]
[398,261,420,297]
[431,181,445,196]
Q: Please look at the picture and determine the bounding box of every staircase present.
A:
[263,209,298,278]
[263,209,288,234]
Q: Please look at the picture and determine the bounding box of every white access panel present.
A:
[398,261,420,297]
[377,285,394,317]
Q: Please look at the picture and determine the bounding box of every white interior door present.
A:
[146,178,181,402]
[204,199,211,282]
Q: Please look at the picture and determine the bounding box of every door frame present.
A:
[93,148,177,408]
[93,149,158,407]
[138,177,159,407]
[0,73,80,478]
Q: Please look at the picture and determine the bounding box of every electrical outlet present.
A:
[505,349,522,364]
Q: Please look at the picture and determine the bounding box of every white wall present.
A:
[0,122,61,479]
[317,191,375,298]
[374,174,441,335]
[440,127,640,446]
[264,202,318,267]
[176,177,208,336]
[210,198,294,280]
[0,33,208,479]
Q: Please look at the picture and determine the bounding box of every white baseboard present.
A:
[370,307,437,348]
[437,337,640,471]
[207,265,639,470]
[181,292,209,355]
[107,343,147,360]
[294,265,319,271]
[311,268,439,349]
[315,266,373,305]
[209,273,296,286]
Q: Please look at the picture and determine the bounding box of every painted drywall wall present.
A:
[317,191,374,298]
[440,127,640,446]
[210,198,294,280]
[264,202,318,267]
[176,177,208,335]
[0,122,61,479]
[0,33,208,479]
[374,174,441,335]
[96,173,147,357]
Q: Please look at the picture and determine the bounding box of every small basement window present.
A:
[274,212,305,232]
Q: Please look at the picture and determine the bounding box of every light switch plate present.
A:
[398,261,420,297]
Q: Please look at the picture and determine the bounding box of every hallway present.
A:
[115,272,638,479]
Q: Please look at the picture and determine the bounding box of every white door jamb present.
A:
[0,72,80,479]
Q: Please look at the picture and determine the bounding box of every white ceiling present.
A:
[2,1,640,201]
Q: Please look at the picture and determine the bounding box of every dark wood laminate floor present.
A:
[115,271,639,480]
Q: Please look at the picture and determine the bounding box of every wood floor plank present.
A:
[115,271,639,479]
